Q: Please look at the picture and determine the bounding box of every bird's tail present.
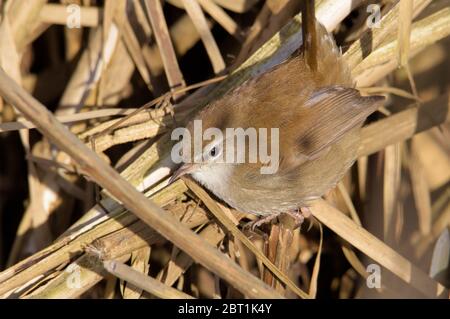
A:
[301,0,352,86]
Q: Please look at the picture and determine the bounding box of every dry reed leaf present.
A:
[397,0,419,97]
[5,204,204,298]
[181,0,225,74]
[0,16,21,84]
[357,156,368,202]
[341,245,367,280]
[114,0,152,89]
[308,222,323,298]
[96,39,135,107]
[409,139,432,236]
[383,143,402,244]
[262,218,296,296]
[337,182,362,226]
[358,94,450,158]
[103,0,117,41]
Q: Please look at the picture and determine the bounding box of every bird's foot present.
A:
[244,207,312,231]
[244,213,280,232]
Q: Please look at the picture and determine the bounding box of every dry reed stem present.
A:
[357,93,450,157]
[24,254,130,299]
[168,0,259,13]
[6,0,48,50]
[0,66,284,298]
[0,182,199,296]
[345,0,431,71]
[144,14,211,77]
[145,0,185,94]
[57,26,118,116]
[104,260,195,299]
[40,4,100,27]
[353,3,450,83]
[120,246,151,299]
[156,223,225,288]
[0,108,142,132]
[233,0,302,68]
[1,0,448,300]
[309,199,447,298]
[197,0,243,41]
[26,206,221,298]
[213,0,258,13]
[181,0,225,74]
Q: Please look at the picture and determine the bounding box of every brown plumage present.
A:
[171,17,384,219]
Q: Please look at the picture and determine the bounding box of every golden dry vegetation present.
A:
[0,0,449,299]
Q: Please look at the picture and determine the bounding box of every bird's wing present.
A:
[279,86,384,171]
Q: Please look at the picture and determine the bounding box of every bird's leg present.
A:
[285,206,312,229]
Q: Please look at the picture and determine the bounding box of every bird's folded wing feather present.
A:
[279,86,385,170]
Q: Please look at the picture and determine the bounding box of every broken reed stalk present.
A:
[0,68,281,299]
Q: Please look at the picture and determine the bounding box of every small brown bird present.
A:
[170,2,384,227]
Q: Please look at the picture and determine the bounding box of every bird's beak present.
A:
[169,163,196,184]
